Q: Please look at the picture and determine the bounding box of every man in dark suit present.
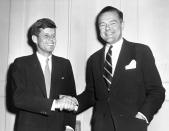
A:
[12,18,77,131]
[76,6,165,131]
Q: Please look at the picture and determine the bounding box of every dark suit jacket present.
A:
[77,39,165,131]
[12,53,76,131]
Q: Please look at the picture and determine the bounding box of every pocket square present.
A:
[125,60,136,70]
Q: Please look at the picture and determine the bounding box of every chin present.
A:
[106,39,115,43]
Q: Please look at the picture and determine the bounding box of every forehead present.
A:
[39,28,56,35]
[99,11,120,23]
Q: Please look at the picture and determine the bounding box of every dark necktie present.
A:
[103,45,113,90]
[44,58,51,98]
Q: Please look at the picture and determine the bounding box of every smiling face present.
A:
[33,28,56,57]
[98,11,123,45]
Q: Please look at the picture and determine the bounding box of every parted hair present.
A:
[31,18,56,37]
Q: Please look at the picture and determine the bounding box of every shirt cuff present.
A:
[51,99,60,111]
[51,100,56,111]
[138,112,149,123]
[65,125,74,131]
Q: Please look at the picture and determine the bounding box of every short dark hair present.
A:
[31,18,56,37]
[95,6,123,44]
[96,6,123,26]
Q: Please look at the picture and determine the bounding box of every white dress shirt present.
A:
[104,37,123,76]
[36,52,52,74]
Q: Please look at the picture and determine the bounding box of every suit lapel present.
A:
[111,39,135,88]
[31,54,47,97]
[96,47,108,89]
[100,47,106,77]
[50,55,61,98]
[51,55,57,79]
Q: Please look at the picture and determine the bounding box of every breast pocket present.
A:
[124,68,136,77]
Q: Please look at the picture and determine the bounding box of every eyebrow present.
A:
[99,20,118,25]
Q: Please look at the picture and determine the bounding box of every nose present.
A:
[105,24,111,31]
[50,38,56,42]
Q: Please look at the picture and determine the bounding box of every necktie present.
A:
[44,58,51,98]
[103,45,113,90]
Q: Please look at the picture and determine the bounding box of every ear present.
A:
[121,21,124,30]
[32,35,38,44]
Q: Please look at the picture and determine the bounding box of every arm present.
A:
[63,60,77,130]
[138,46,165,122]
[76,57,96,114]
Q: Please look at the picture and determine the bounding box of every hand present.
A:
[54,95,78,112]
[59,95,78,111]
[59,95,78,108]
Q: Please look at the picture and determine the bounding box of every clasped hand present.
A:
[54,95,78,112]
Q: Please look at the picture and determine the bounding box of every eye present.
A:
[109,21,117,26]
[44,35,49,39]
[43,34,55,40]
[99,23,106,29]
[51,35,56,39]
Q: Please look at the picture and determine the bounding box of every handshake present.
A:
[52,95,79,112]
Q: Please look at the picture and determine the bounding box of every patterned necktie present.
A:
[44,58,51,98]
[103,45,113,90]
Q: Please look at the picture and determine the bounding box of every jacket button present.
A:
[119,114,124,117]
[41,111,46,115]
[107,97,110,102]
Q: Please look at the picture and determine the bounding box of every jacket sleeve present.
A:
[139,46,165,122]
[63,60,76,129]
[76,57,96,114]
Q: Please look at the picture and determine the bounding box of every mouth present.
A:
[106,31,114,35]
[106,33,113,38]
[47,44,55,46]
[47,44,55,49]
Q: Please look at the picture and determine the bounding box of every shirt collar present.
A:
[106,37,123,49]
[36,52,52,63]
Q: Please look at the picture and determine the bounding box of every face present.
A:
[33,28,56,57]
[98,11,123,44]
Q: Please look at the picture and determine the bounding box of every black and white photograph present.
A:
[0,0,168,131]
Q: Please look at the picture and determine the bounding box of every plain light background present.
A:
[0,0,169,131]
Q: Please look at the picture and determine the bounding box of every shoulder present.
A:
[125,40,154,62]
[89,47,104,60]
[12,54,35,73]
[124,39,152,54]
[135,43,153,57]
[52,55,71,65]
[124,39,149,48]
[52,55,69,62]
[13,54,34,64]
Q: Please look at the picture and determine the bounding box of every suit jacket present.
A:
[12,53,76,131]
[77,39,165,131]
